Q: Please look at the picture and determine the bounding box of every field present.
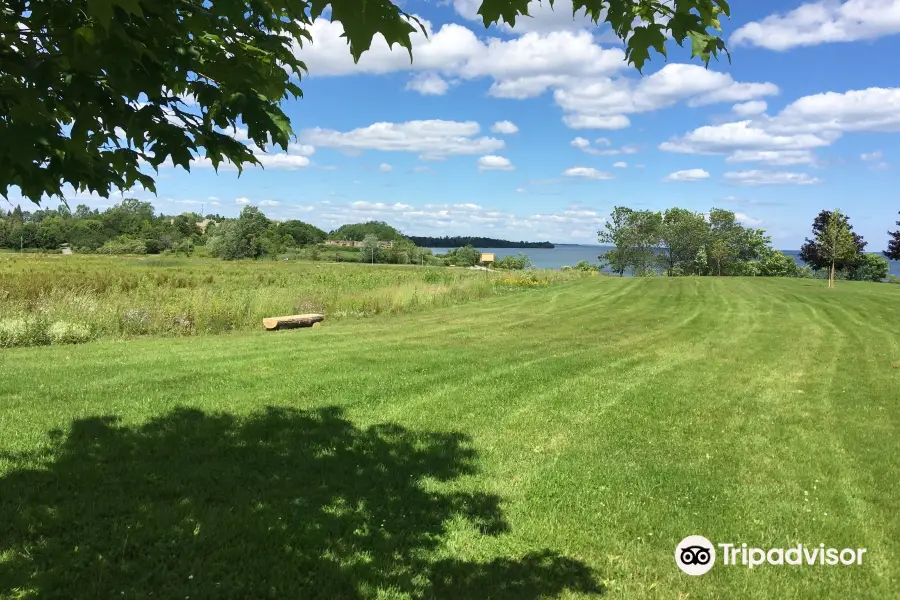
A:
[0,255,581,346]
[1,274,899,598]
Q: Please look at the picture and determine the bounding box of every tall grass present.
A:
[0,254,588,347]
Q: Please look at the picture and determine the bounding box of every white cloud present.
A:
[477,155,515,171]
[663,168,711,182]
[351,201,413,211]
[259,200,280,207]
[861,150,883,161]
[252,154,311,169]
[235,197,250,205]
[723,170,822,186]
[563,167,613,180]
[571,137,591,149]
[731,0,900,51]
[490,120,519,134]
[516,187,527,193]
[406,73,450,95]
[735,212,763,227]
[288,143,316,156]
[769,87,900,134]
[733,100,768,117]
[301,120,504,159]
[613,161,628,168]
[379,163,393,172]
[664,87,900,167]
[554,63,777,129]
[725,149,816,166]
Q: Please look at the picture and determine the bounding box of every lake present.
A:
[429,245,900,277]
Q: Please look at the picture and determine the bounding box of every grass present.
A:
[1,277,898,598]
[0,254,582,346]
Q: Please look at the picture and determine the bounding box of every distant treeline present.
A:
[407,236,554,249]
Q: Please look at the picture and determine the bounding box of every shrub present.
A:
[48,321,93,344]
[120,308,152,334]
[848,253,890,282]
[99,235,147,255]
[0,318,50,347]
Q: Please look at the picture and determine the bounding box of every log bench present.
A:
[262,313,325,331]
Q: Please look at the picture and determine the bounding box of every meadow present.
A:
[1,275,898,599]
[0,254,582,347]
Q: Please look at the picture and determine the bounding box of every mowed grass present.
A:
[1,277,898,599]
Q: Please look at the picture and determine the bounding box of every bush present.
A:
[48,321,93,344]
[0,318,50,347]
[758,251,799,277]
[98,235,147,255]
[494,253,532,270]
[849,253,890,282]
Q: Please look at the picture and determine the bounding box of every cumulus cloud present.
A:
[735,212,763,226]
[477,155,515,171]
[259,200,280,207]
[301,120,504,160]
[295,17,774,130]
[379,163,393,172]
[554,63,777,130]
[731,0,900,51]
[563,167,613,180]
[406,73,450,95]
[235,197,250,205]
[613,161,628,168]
[571,137,639,155]
[663,168,711,182]
[861,150,883,161]
[723,170,822,186]
[490,120,519,134]
[733,100,768,117]
[662,87,900,166]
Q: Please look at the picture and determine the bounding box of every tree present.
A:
[800,210,866,273]
[816,209,859,288]
[708,238,730,276]
[359,234,380,264]
[886,212,900,261]
[3,0,731,205]
[598,206,634,276]
[658,207,708,276]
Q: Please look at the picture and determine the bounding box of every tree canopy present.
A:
[887,212,900,261]
[2,0,732,205]
[799,210,867,272]
[329,221,408,242]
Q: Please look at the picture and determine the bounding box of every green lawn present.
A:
[1,277,898,599]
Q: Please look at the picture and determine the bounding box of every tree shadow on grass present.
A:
[0,406,603,599]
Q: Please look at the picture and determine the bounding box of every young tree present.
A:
[598,206,634,276]
[800,210,866,273]
[2,0,731,205]
[359,234,380,264]
[708,239,730,276]
[817,209,859,288]
[886,212,900,261]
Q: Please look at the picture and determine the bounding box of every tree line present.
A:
[598,207,895,283]
[406,236,554,249]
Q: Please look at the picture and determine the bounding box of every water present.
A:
[430,245,900,277]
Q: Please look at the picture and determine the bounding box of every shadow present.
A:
[0,407,603,599]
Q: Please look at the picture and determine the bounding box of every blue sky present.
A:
[23,0,900,248]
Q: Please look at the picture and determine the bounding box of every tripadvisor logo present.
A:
[675,536,867,576]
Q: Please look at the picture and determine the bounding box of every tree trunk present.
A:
[830,260,835,288]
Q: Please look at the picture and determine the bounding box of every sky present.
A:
[15,0,900,248]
